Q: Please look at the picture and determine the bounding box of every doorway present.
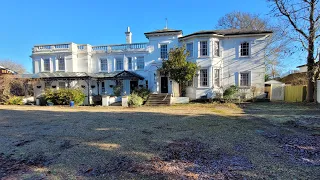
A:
[161,77,168,93]
[130,80,138,93]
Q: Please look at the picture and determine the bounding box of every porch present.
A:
[19,71,146,105]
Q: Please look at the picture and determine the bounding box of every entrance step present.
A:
[145,94,171,106]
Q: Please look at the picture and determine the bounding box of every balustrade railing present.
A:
[92,43,147,51]
[33,42,148,53]
[34,44,70,52]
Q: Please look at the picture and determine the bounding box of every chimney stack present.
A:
[125,27,132,44]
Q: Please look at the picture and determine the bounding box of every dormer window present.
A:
[240,42,250,57]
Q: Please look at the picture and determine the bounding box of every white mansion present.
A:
[31,27,272,104]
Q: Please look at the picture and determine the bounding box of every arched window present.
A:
[240,42,250,57]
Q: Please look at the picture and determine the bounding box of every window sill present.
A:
[239,56,251,58]
[197,86,209,89]
[198,56,209,58]
[239,86,251,89]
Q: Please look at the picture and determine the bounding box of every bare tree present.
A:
[216,11,268,30]
[216,11,288,80]
[268,0,320,102]
[0,60,26,74]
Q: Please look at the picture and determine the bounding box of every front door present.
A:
[161,77,168,93]
[130,80,138,93]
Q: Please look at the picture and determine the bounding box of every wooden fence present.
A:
[284,85,307,102]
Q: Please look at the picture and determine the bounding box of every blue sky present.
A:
[0,0,302,73]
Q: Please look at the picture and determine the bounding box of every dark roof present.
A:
[179,29,273,39]
[114,71,144,80]
[296,64,307,68]
[17,71,144,80]
[38,72,89,78]
[144,29,182,36]
[89,72,118,78]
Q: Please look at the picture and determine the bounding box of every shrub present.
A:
[44,88,85,105]
[133,87,150,101]
[223,85,239,98]
[128,93,143,106]
[5,96,23,105]
[113,85,122,96]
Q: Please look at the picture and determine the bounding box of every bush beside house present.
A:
[44,88,85,105]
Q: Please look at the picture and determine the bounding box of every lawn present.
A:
[0,103,319,179]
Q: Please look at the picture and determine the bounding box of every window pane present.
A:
[137,57,144,70]
[240,73,249,86]
[116,58,123,70]
[127,57,132,70]
[44,59,50,71]
[200,69,208,87]
[101,82,105,93]
[187,43,193,57]
[200,41,208,56]
[45,81,51,89]
[101,58,108,71]
[59,82,66,89]
[58,58,65,71]
[240,42,249,56]
[160,44,168,59]
[214,69,220,87]
[214,41,220,56]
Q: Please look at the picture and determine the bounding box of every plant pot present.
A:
[47,102,53,106]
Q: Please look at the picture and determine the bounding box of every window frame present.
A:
[136,56,144,70]
[58,57,65,71]
[43,58,50,72]
[160,44,168,59]
[100,58,108,72]
[58,81,66,89]
[200,69,208,87]
[214,69,220,87]
[214,41,220,57]
[200,41,208,57]
[186,42,193,58]
[240,42,250,57]
[116,58,123,71]
[240,72,250,87]
[127,57,132,70]
[101,81,106,93]
[45,81,51,89]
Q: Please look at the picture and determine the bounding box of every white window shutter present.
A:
[198,42,200,57]
[234,72,239,86]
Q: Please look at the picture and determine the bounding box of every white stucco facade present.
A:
[31,27,271,101]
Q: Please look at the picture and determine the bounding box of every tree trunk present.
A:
[306,1,316,102]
